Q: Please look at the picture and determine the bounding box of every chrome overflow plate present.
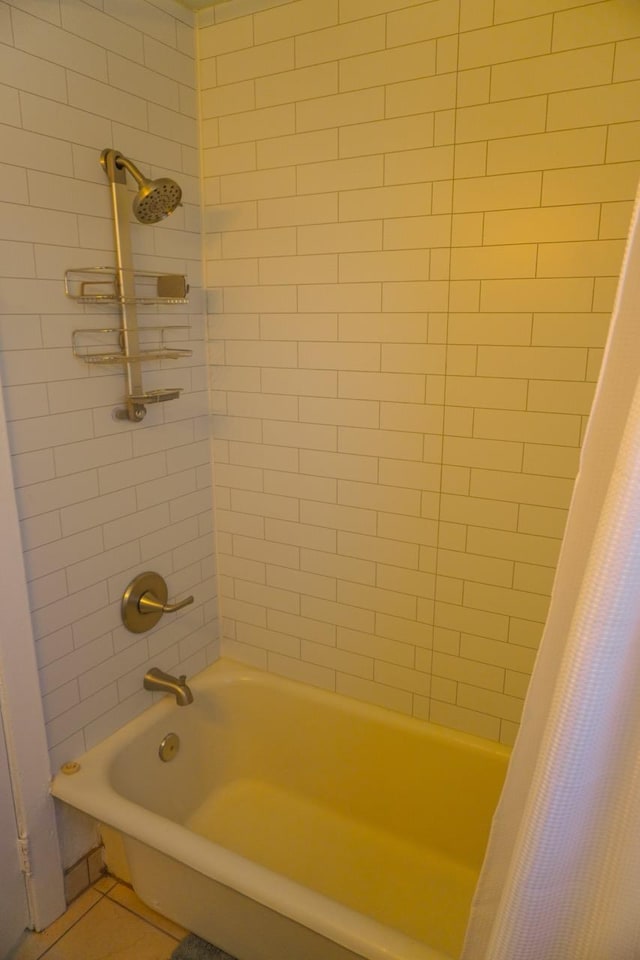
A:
[159,732,180,762]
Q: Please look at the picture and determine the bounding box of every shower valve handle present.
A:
[122,571,194,633]
[139,591,194,615]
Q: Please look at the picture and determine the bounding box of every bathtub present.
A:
[51,659,509,960]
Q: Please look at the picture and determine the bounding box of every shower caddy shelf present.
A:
[67,268,192,420]
[71,325,193,365]
[67,147,190,423]
[65,267,189,305]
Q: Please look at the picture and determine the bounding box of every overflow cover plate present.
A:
[159,732,180,762]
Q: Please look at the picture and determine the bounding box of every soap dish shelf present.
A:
[72,325,190,415]
[128,388,183,404]
[65,267,189,304]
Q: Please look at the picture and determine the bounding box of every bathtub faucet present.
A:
[144,667,194,706]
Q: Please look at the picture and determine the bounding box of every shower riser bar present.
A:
[99,148,186,423]
[104,165,146,421]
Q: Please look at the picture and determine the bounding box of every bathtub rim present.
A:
[51,658,509,960]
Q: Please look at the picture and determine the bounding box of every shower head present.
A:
[132,176,182,224]
[100,148,182,224]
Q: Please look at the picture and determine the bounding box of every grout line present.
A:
[104,880,185,942]
[22,878,182,959]
[35,893,105,959]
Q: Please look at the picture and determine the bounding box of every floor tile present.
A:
[92,876,118,895]
[106,883,187,940]
[8,888,102,960]
[39,897,177,960]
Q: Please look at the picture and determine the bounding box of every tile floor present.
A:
[8,877,188,960]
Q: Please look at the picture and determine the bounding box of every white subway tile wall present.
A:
[1,0,218,770]
[202,0,640,744]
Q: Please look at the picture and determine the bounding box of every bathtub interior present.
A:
[100,661,509,956]
[110,663,507,864]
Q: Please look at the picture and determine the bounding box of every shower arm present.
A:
[101,149,147,422]
[108,152,146,188]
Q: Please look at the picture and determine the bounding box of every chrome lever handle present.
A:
[139,591,194,614]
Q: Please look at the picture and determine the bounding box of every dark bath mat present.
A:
[171,933,238,960]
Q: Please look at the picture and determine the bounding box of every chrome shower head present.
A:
[100,148,182,224]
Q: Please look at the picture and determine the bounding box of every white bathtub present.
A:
[51,659,509,960]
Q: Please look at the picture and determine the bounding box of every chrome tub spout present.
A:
[144,667,193,706]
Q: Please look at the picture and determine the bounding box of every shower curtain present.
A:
[461,179,640,960]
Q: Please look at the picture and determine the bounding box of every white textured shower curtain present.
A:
[461,180,640,960]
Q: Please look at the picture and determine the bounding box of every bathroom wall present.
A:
[0,0,219,773]
[201,0,640,743]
